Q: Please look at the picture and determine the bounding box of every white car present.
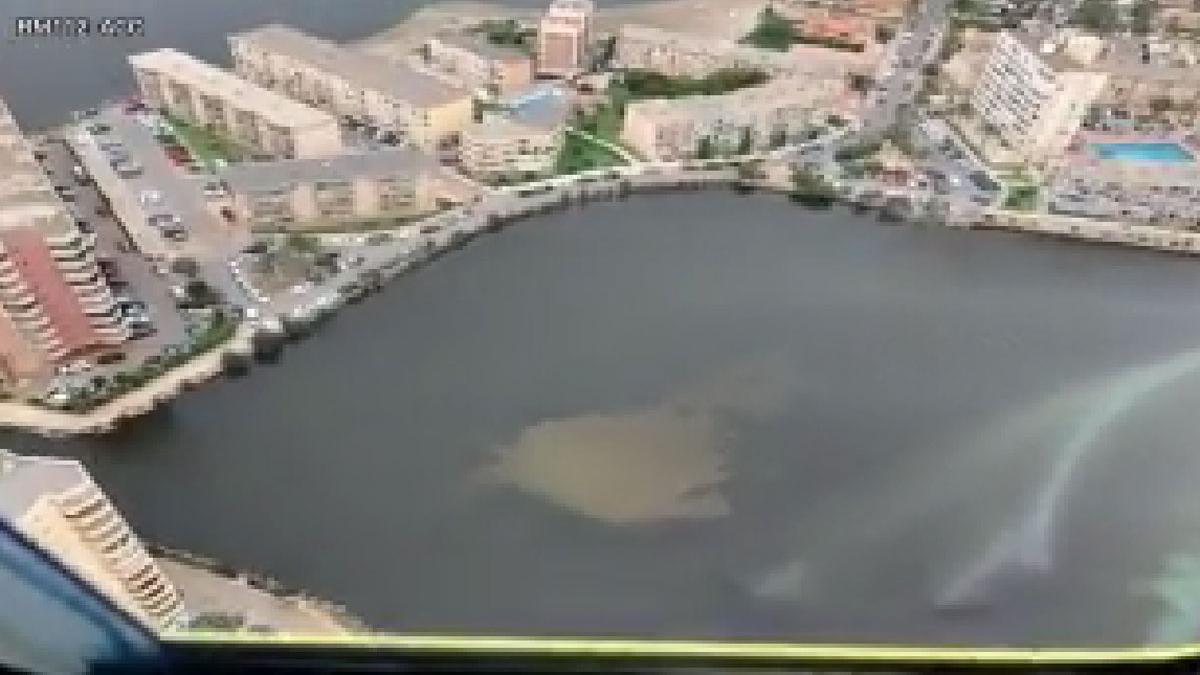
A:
[139,189,163,207]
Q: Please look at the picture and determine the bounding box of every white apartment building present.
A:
[459,89,571,181]
[0,449,185,629]
[230,24,474,152]
[423,33,534,96]
[129,48,343,160]
[537,0,594,77]
[615,24,879,80]
[622,78,845,160]
[970,31,1109,167]
[220,149,440,230]
[0,100,125,383]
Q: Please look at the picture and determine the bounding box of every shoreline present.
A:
[151,544,366,634]
[3,173,1200,438]
[356,0,766,55]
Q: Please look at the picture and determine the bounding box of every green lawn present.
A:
[164,115,246,168]
[556,131,627,174]
[1003,185,1040,211]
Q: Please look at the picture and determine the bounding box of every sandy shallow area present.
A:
[482,357,795,525]
[358,0,768,57]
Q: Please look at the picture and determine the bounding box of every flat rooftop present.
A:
[0,449,88,518]
[0,100,74,234]
[429,31,530,63]
[127,48,338,130]
[232,24,469,107]
[219,148,437,193]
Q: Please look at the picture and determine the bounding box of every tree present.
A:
[741,7,795,51]
[1150,97,1173,113]
[737,127,754,155]
[1072,0,1119,34]
[696,136,715,159]
[769,128,788,149]
[285,232,321,255]
[848,73,873,93]
[1130,0,1157,34]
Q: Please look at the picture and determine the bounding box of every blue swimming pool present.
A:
[1089,142,1195,163]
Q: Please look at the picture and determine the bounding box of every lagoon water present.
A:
[7,0,1200,647]
[5,194,1200,644]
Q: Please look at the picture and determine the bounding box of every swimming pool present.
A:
[1089,142,1195,163]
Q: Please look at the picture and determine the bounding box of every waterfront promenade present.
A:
[5,140,1200,438]
[0,323,255,436]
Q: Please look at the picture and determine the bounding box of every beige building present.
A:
[0,449,185,629]
[0,99,126,384]
[230,24,473,152]
[622,78,845,160]
[537,0,594,77]
[615,24,878,80]
[460,89,571,181]
[220,149,440,230]
[424,33,534,96]
[970,30,1108,167]
[129,48,342,160]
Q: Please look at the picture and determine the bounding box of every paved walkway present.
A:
[160,559,350,635]
[0,323,254,435]
[567,128,638,164]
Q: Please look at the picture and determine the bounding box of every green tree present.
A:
[1072,0,1119,34]
[696,136,715,159]
[741,7,795,51]
[1130,0,1156,34]
[769,128,788,149]
[737,127,754,155]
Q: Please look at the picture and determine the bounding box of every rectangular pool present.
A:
[1089,142,1195,163]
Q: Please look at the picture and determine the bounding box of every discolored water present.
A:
[7,194,1200,644]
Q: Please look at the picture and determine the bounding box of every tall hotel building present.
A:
[537,0,594,77]
[0,100,126,383]
[970,30,1108,167]
[0,449,185,629]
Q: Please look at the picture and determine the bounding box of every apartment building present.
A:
[0,449,185,629]
[0,100,125,383]
[970,30,1108,167]
[615,24,878,80]
[622,78,845,160]
[230,24,473,152]
[1051,150,1200,224]
[424,32,534,96]
[220,149,440,230]
[129,48,342,160]
[537,0,594,77]
[460,88,571,181]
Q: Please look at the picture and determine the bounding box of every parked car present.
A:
[87,123,111,135]
[202,182,227,199]
[219,206,235,222]
[115,163,144,179]
[75,219,93,234]
[138,189,163,207]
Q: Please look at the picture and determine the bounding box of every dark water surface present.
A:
[0,0,562,129]
[5,194,1200,645]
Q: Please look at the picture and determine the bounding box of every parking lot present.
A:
[37,137,191,382]
[72,105,249,264]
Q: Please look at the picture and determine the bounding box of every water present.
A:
[0,0,565,129]
[1090,142,1196,164]
[5,194,1200,645]
[7,0,1200,648]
